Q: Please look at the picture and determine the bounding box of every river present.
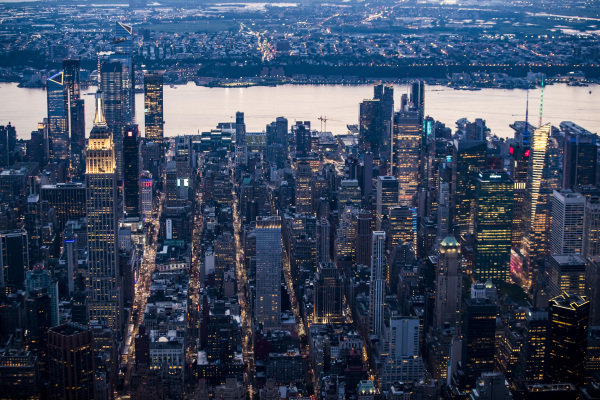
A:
[0,82,598,140]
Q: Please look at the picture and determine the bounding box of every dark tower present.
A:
[123,124,140,218]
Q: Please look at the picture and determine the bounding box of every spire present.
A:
[94,91,107,127]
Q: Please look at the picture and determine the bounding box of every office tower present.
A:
[144,72,164,143]
[587,257,600,326]
[561,121,597,189]
[0,123,16,167]
[474,170,514,282]
[522,124,560,265]
[434,236,462,330]
[255,216,282,329]
[214,232,235,293]
[46,71,70,164]
[39,183,86,236]
[392,110,421,204]
[113,22,135,124]
[294,121,311,157]
[316,218,331,264]
[359,99,383,159]
[266,116,288,168]
[0,349,40,400]
[459,295,498,390]
[369,231,386,336]
[388,205,415,250]
[373,83,394,168]
[437,179,451,239]
[470,372,511,400]
[584,193,600,257]
[338,179,362,213]
[48,323,95,400]
[452,139,487,236]
[511,143,530,251]
[313,262,343,324]
[63,59,85,174]
[410,80,425,115]
[545,254,586,300]
[336,206,358,264]
[27,123,47,168]
[547,293,589,386]
[123,124,140,218]
[165,160,178,206]
[381,315,424,389]
[518,308,549,384]
[140,170,153,219]
[295,161,313,214]
[356,210,373,265]
[550,190,585,255]
[376,176,399,222]
[0,230,29,292]
[234,111,247,166]
[85,93,121,336]
[100,61,124,182]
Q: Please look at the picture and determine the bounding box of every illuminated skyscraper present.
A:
[584,193,600,257]
[140,170,153,219]
[550,189,585,256]
[474,170,514,282]
[85,92,121,338]
[434,236,462,330]
[517,308,549,384]
[388,205,415,249]
[100,61,124,182]
[392,110,421,204]
[46,71,69,163]
[452,139,487,237]
[510,142,530,251]
[376,176,399,222]
[369,231,386,336]
[63,59,85,176]
[255,216,282,330]
[112,22,135,125]
[294,121,311,157]
[234,111,247,166]
[547,293,589,386]
[545,254,586,299]
[313,262,343,324]
[123,125,140,218]
[561,121,597,189]
[144,72,164,143]
[295,161,313,215]
[522,124,560,266]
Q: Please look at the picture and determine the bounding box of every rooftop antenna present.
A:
[539,75,545,127]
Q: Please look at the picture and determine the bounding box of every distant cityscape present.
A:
[0,2,600,400]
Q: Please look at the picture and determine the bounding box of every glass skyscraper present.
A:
[144,72,164,142]
[255,216,282,330]
[46,71,69,163]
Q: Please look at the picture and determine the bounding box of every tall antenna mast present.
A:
[539,75,545,127]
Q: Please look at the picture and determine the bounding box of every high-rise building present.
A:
[392,110,421,204]
[459,295,498,390]
[376,176,399,222]
[316,218,331,264]
[39,183,86,236]
[387,206,415,249]
[85,93,121,337]
[374,83,394,169]
[587,257,600,326]
[294,121,311,157]
[369,231,386,336]
[410,80,425,116]
[452,139,487,236]
[295,161,313,215]
[123,124,140,218]
[356,210,373,266]
[48,323,95,400]
[517,308,549,384]
[234,111,247,166]
[511,142,530,252]
[550,189,585,256]
[547,293,589,386]
[63,59,85,175]
[545,254,586,299]
[140,170,153,219]
[522,124,560,266]
[313,262,343,324]
[0,123,16,167]
[337,179,362,213]
[584,193,600,257]
[434,236,462,330]
[0,230,29,293]
[46,71,69,164]
[561,121,597,189]
[359,99,383,160]
[255,216,282,329]
[100,61,124,182]
[144,72,164,143]
[381,315,424,389]
[474,170,514,282]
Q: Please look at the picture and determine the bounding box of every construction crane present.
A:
[318,115,328,133]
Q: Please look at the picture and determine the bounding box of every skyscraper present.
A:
[294,121,311,157]
[144,72,164,143]
[547,293,589,386]
[392,110,421,204]
[39,183,86,237]
[100,61,124,182]
[369,231,386,336]
[452,139,487,236]
[359,99,383,159]
[313,262,343,324]
[47,71,69,164]
[140,170,153,220]
[474,170,514,282]
[255,216,282,330]
[355,210,372,266]
[434,236,462,330]
[295,161,313,215]
[518,308,549,384]
[316,218,331,264]
[123,124,140,218]
[584,193,600,257]
[561,121,597,189]
[376,176,399,222]
[85,92,121,337]
[550,189,585,256]
[48,323,95,400]
[113,22,135,125]
[63,59,85,175]
[545,254,586,299]
[522,124,560,266]
[0,230,29,293]
[381,315,424,389]
[387,205,415,249]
